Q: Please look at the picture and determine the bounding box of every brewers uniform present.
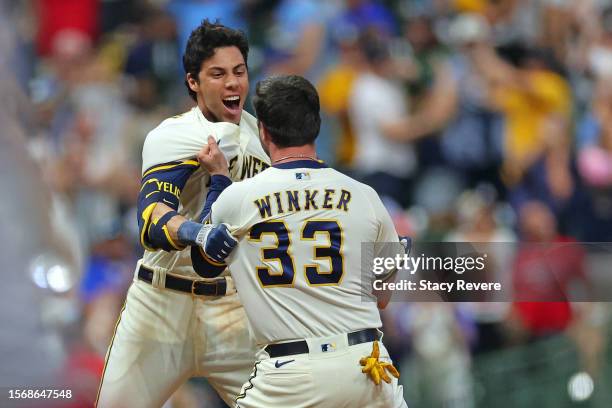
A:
[202,159,408,408]
[96,107,270,408]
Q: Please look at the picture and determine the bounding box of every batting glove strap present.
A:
[194,223,213,247]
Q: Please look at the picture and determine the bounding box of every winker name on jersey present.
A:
[206,159,403,346]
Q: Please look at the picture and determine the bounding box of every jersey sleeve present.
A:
[137,160,199,251]
[366,187,404,280]
[197,175,233,222]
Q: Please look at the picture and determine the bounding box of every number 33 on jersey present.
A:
[197,160,403,345]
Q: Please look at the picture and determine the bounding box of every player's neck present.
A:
[270,145,318,164]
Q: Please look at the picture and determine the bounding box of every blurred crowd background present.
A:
[2,0,612,406]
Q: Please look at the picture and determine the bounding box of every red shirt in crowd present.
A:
[512,236,587,336]
[36,0,99,56]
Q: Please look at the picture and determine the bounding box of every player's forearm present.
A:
[156,174,233,247]
[152,202,188,244]
[152,202,215,248]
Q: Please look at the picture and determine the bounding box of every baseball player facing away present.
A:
[96,21,270,408]
[194,75,409,408]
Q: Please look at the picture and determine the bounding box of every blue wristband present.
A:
[177,220,204,246]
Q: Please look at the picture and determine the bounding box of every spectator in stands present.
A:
[399,14,454,170]
[460,23,575,215]
[392,303,474,407]
[168,0,246,52]
[348,32,417,206]
[439,14,505,190]
[124,7,181,106]
[258,0,328,81]
[318,0,397,169]
[35,0,99,57]
[333,0,397,38]
[509,201,588,340]
[446,186,515,353]
[577,79,612,241]
[318,29,365,170]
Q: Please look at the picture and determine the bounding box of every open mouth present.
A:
[222,95,240,111]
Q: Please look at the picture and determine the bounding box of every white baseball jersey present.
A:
[209,160,401,345]
[140,106,270,277]
[97,107,270,408]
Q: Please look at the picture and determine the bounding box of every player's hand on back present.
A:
[198,135,230,177]
[196,223,238,263]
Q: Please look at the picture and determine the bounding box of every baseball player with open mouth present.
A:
[96,20,270,408]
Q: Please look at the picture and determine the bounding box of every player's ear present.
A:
[186,73,199,93]
[259,123,271,144]
[257,121,263,139]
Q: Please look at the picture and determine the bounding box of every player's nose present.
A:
[225,75,239,89]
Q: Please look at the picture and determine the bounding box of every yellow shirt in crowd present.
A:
[318,65,358,166]
[495,70,571,164]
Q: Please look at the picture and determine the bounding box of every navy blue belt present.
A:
[265,329,381,358]
[138,265,228,296]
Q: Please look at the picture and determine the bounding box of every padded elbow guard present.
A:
[148,211,184,252]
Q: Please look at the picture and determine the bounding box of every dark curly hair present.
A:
[183,20,249,101]
[253,75,321,147]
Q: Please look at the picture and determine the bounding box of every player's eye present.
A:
[211,71,224,78]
